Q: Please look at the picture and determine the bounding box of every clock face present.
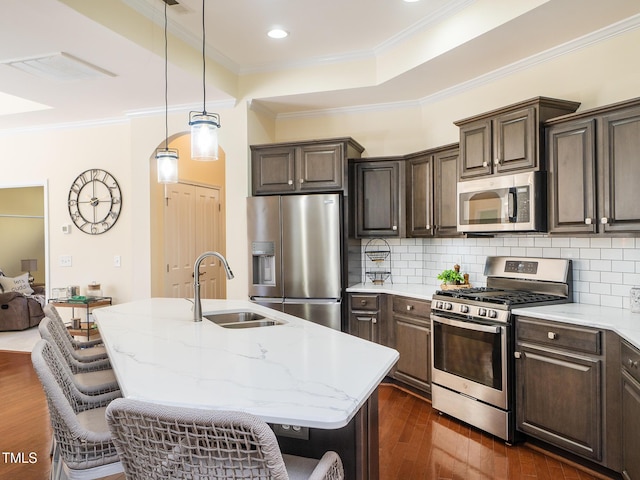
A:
[68,169,122,235]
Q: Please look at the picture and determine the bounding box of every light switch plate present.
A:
[59,255,72,267]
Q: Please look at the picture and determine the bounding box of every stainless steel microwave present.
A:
[457,171,546,233]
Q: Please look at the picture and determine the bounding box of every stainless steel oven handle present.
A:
[432,314,502,334]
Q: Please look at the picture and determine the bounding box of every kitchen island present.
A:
[93,298,398,480]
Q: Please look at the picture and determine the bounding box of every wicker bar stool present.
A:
[106,398,344,480]
[39,317,111,371]
[38,320,120,395]
[31,339,123,480]
[40,310,108,363]
[44,303,105,352]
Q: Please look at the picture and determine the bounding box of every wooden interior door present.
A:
[195,186,223,299]
[164,183,223,299]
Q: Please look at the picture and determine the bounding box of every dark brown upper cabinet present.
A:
[251,137,364,195]
[405,144,460,237]
[456,97,580,181]
[352,158,404,238]
[547,97,640,234]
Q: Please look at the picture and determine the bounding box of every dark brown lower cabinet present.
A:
[516,343,602,460]
[515,316,623,474]
[348,293,385,345]
[621,340,640,480]
[391,296,431,394]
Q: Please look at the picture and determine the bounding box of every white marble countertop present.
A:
[513,303,640,349]
[93,298,399,429]
[349,283,640,349]
[346,283,438,301]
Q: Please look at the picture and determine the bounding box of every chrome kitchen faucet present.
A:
[193,251,234,322]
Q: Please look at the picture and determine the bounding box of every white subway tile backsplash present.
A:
[359,235,640,310]
[571,238,591,248]
[590,260,612,271]
[613,238,636,248]
[612,260,635,273]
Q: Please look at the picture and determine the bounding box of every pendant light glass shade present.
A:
[157,0,178,184]
[190,0,221,162]
[156,148,179,184]
[189,111,220,161]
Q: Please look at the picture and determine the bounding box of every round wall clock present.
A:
[68,169,122,235]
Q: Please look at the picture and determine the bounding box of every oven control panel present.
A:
[431,300,510,323]
[504,260,538,275]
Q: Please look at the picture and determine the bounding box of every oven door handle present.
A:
[432,315,502,334]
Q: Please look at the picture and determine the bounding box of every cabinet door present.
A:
[622,370,640,480]
[547,119,597,234]
[298,143,344,192]
[251,147,296,194]
[516,345,602,461]
[494,106,537,174]
[349,311,378,343]
[355,161,401,237]
[600,106,640,233]
[459,119,492,179]
[433,147,461,237]
[393,316,430,392]
[406,154,433,237]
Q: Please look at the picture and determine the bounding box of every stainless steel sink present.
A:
[203,311,286,328]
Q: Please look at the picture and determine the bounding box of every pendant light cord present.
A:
[164,0,169,150]
[201,0,207,115]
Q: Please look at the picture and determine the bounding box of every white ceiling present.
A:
[1,0,639,131]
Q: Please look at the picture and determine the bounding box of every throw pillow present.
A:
[0,273,34,295]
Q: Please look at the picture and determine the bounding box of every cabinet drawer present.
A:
[622,340,640,384]
[392,296,430,320]
[350,294,379,311]
[516,317,601,355]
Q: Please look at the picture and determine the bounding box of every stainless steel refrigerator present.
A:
[247,193,345,330]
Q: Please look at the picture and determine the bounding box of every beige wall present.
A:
[0,25,638,303]
[274,26,640,157]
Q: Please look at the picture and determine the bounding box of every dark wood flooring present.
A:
[0,350,617,480]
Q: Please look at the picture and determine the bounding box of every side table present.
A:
[48,296,112,340]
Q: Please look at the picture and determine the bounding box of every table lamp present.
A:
[21,258,37,284]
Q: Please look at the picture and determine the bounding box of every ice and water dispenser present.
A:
[251,241,276,286]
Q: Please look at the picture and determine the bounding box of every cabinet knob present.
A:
[287,180,293,185]
[482,161,488,168]
[360,300,367,306]
[392,225,397,231]
[628,359,638,369]
[494,158,500,166]
[514,351,522,359]
[299,179,304,184]
[406,305,414,311]
[547,332,558,340]
[426,224,431,230]
[600,217,609,224]
[584,218,592,225]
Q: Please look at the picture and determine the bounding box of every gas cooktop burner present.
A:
[435,287,566,306]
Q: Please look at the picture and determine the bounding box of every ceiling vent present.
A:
[2,52,116,81]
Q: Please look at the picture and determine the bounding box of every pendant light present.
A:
[189,0,220,161]
[156,0,178,184]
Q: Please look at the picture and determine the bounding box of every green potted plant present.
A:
[438,269,465,285]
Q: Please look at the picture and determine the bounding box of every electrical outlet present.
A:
[114,255,121,268]
[59,255,72,267]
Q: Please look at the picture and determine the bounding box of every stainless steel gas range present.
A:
[430,256,572,444]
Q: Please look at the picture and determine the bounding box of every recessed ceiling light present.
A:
[267,28,289,39]
[403,0,420,3]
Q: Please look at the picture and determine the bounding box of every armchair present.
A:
[0,285,45,331]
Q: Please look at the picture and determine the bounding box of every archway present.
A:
[149,133,227,299]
